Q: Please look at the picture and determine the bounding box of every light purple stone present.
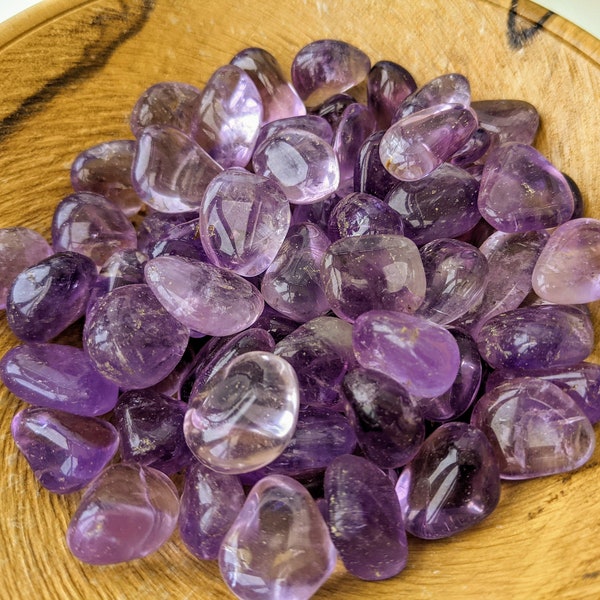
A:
[66,463,179,564]
[136,210,197,255]
[472,99,539,146]
[325,454,407,581]
[219,474,337,600]
[471,378,595,479]
[199,169,290,276]
[353,309,460,398]
[354,130,401,199]
[144,255,263,336]
[291,39,371,107]
[255,114,333,149]
[11,407,119,493]
[148,218,208,262]
[191,65,263,168]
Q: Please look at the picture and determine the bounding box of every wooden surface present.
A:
[1,0,600,598]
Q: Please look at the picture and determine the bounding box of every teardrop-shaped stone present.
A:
[471,378,595,479]
[472,99,539,146]
[396,422,501,538]
[66,463,179,564]
[325,454,407,580]
[478,142,574,232]
[184,351,299,474]
[11,407,119,493]
[219,474,337,600]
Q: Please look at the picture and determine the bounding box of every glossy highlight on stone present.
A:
[472,99,539,146]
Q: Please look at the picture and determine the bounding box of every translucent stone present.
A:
[230,47,306,123]
[325,454,407,580]
[380,103,478,182]
[311,93,357,131]
[564,172,585,219]
[342,368,424,468]
[252,305,300,343]
[148,218,208,262]
[0,227,52,309]
[179,463,245,560]
[66,463,179,564]
[396,422,501,538]
[219,474,337,600]
[136,210,197,255]
[52,191,137,266]
[252,127,340,204]
[353,310,460,398]
[385,163,481,244]
[354,131,401,199]
[290,180,349,229]
[0,343,119,416]
[450,127,491,167]
[478,142,574,232]
[199,169,290,276]
[261,222,330,323]
[476,305,594,370]
[321,234,426,321]
[144,255,263,336]
[6,252,97,343]
[472,99,539,146]
[532,218,600,304]
[416,238,488,325]
[132,125,222,213]
[83,284,189,389]
[184,351,300,474]
[255,114,333,149]
[11,407,118,493]
[191,64,263,168]
[129,81,201,137]
[291,39,371,107]
[471,378,595,479]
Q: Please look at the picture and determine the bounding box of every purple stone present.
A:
[132,125,222,213]
[252,127,340,204]
[112,389,192,474]
[476,305,594,370]
[0,343,119,416]
[291,39,371,107]
[367,60,417,130]
[290,180,349,229]
[450,127,492,167]
[342,368,424,468]
[191,65,263,168]
[6,251,97,343]
[353,310,460,398]
[380,103,478,182]
[396,422,501,538]
[321,234,426,321]
[199,169,290,276]
[471,378,595,479]
[230,47,306,123]
[83,284,189,389]
[52,192,137,267]
[325,454,407,580]
[70,139,143,217]
[179,463,245,560]
[148,218,208,262]
[563,172,584,219]
[130,81,201,137]
[144,255,264,336]
[255,114,333,149]
[261,222,330,323]
[385,163,481,245]
[11,407,118,494]
[252,304,301,343]
[416,238,488,325]
[150,342,198,399]
[66,463,179,564]
[0,227,52,310]
[184,351,300,474]
[220,474,336,599]
[354,130,401,199]
[311,93,357,132]
[136,210,197,255]
[472,99,539,146]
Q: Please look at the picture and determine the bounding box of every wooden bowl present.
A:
[1,1,600,598]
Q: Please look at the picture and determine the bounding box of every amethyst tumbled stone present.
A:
[472,99,539,146]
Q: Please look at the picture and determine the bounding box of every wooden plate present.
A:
[1,1,599,598]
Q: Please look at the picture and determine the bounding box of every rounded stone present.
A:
[472,99,539,146]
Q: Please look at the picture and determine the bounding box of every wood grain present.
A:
[1,0,600,598]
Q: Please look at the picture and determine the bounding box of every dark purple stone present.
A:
[563,172,584,219]
[252,304,301,343]
[136,211,196,254]
[354,131,401,199]
[148,218,208,262]
[289,180,349,230]
[472,99,539,146]
[311,93,357,132]
[450,127,492,167]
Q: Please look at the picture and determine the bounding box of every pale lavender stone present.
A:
[219,474,337,600]
[396,422,501,538]
[321,234,426,321]
[472,99,539,146]
[148,218,208,262]
[66,463,179,564]
[354,131,400,199]
[0,227,52,310]
[471,378,595,479]
[0,343,119,416]
[11,407,118,493]
[353,309,460,398]
[199,169,290,276]
[325,454,407,581]
[144,255,264,336]
[179,463,245,560]
[255,114,333,149]
[136,211,197,255]
[291,39,371,107]
[191,65,263,168]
